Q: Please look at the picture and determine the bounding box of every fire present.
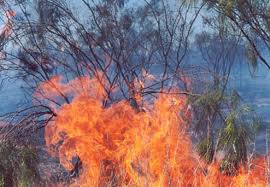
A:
[36,76,269,186]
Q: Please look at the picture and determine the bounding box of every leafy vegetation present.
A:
[194,89,261,175]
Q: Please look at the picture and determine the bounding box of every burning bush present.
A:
[35,76,269,186]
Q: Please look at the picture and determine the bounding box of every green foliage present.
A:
[218,114,250,162]
[202,0,270,70]
[193,88,260,175]
[216,96,260,175]
[193,89,224,111]
[196,137,214,163]
[192,89,224,163]
[0,141,39,187]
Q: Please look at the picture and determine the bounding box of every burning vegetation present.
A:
[1,0,270,186]
[35,76,269,186]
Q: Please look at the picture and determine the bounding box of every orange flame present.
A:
[39,76,269,186]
